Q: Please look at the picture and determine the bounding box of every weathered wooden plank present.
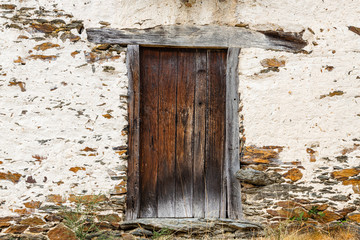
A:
[87,25,307,52]
[157,48,177,217]
[175,49,196,217]
[205,50,227,218]
[126,45,140,220]
[225,48,243,219]
[192,49,207,218]
[139,47,159,218]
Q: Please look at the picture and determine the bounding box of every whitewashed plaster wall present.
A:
[0,0,359,219]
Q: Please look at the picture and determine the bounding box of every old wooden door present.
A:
[138,47,227,218]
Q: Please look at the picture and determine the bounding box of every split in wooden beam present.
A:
[86,25,307,52]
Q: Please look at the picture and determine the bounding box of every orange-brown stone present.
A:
[71,51,80,58]
[0,4,16,9]
[348,213,360,223]
[242,146,283,165]
[304,204,329,211]
[24,201,42,209]
[306,148,316,162]
[283,168,303,182]
[331,168,360,180]
[320,90,345,99]
[13,56,25,65]
[11,208,30,215]
[32,155,47,162]
[31,23,57,33]
[9,81,26,92]
[28,55,57,61]
[116,150,127,156]
[29,227,47,233]
[92,44,111,51]
[81,147,97,152]
[0,222,11,228]
[20,216,46,226]
[69,167,86,173]
[349,26,360,36]
[0,217,16,222]
[68,194,107,204]
[0,171,22,183]
[47,223,77,240]
[4,225,28,234]
[314,210,342,223]
[46,194,66,205]
[18,35,29,39]
[343,179,360,186]
[113,184,127,194]
[33,42,60,51]
[261,58,286,68]
[102,113,113,119]
[276,207,310,219]
[267,209,280,217]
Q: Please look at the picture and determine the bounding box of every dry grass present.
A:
[255,221,358,240]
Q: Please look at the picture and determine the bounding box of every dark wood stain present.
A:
[192,50,207,218]
[175,49,196,217]
[157,49,177,217]
[139,48,159,218]
[205,50,227,218]
[134,47,236,219]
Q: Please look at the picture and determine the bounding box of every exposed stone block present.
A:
[47,223,77,240]
[283,168,303,182]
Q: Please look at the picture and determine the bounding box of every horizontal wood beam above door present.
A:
[86,25,307,52]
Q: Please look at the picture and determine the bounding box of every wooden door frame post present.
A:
[126,45,140,220]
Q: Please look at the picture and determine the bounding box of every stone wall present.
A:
[0,0,359,238]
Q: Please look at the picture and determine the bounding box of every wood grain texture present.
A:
[225,48,243,219]
[139,48,159,218]
[87,25,307,52]
[205,50,227,218]
[129,46,242,219]
[192,50,207,218]
[126,45,140,220]
[175,49,196,217]
[157,48,177,217]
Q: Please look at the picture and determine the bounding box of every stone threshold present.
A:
[120,218,263,234]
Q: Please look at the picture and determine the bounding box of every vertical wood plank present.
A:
[205,49,227,218]
[126,45,140,220]
[175,49,196,217]
[139,47,159,218]
[157,49,177,217]
[193,49,207,218]
[225,48,243,219]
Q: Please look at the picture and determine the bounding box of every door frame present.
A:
[126,45,242,220]
[86,25,305,221]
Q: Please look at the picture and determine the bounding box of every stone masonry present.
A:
[0,0,360,239]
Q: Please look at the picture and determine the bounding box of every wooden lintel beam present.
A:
[86,25,307,52]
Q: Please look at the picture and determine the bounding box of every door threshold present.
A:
[120,218,262,234]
